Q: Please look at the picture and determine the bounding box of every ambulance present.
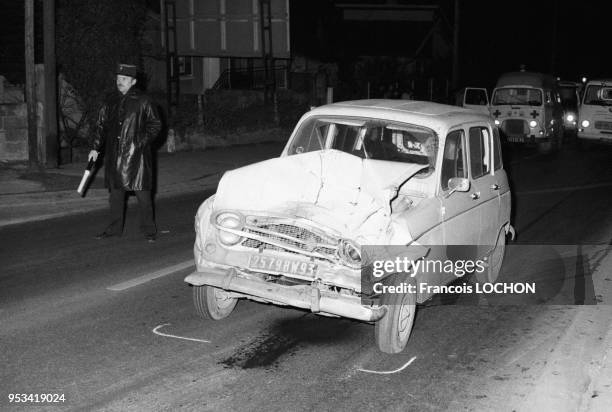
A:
[577,79,612,147]
[490,71,564,153]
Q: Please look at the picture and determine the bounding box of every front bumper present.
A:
[185,267,387,322]
[503,135,550,144]
[577,129,612,142]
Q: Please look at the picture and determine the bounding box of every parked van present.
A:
[491,71,563,153]
[577,79,612,147]
[557,80,580,136]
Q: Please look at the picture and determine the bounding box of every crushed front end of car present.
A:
[185,149,427,322]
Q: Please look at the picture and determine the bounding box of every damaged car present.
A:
[185,100,513,353]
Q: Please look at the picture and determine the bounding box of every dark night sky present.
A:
[460,0,607,86]
[0,0,607,90]
[291,0,610,89]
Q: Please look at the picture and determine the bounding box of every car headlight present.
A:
[529,120,538,128]
[338,239,362,268]
[566,114,575,122]
[215,212,244,246]
[581,120,590,128]
[494,119,500,125]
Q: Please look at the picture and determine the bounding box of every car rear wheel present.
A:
[193,285,238,320]
[478,228,507,284]
[375,275,417,354]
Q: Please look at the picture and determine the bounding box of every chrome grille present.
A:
[503,119,528,135]
[594,121,612,130]
[242,222,338,257]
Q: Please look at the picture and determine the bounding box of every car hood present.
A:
[213,150,427,238]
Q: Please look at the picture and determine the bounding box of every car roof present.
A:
[585,79,612,85]
[306,99,491,131]
[557,81,579,87]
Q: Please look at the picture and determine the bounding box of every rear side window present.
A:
[469,127,491,178]
[440,130,467,191]
[493,127,502,171]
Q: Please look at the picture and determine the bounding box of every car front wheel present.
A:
[193,285,238,320]
[375,275,417,354]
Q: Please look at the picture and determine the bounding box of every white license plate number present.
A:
[248,255,318,277]
[508,136,524,143]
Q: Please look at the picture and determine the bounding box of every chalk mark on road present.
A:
[357,356,417,375]
[152,323,211,343]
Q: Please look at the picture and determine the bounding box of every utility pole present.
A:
[551,0,558,74]
[25,0,39,169]
[44,0,58,167]
[451,0,460,90]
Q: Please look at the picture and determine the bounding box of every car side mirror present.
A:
[446,177,470,198]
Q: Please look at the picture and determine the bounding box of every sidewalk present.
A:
[0,141,285,228]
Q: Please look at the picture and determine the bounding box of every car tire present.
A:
[477,228,507,284]
[193,285,238,320]
[375,274,417,354]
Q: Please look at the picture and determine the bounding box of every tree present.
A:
[56,0,147,142]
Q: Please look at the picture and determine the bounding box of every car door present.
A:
[438,128,480,282]
[467,124,501,251]
[463,87,490,114]
[492,126,511,229]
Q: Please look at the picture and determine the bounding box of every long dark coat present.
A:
[92,88,161,191]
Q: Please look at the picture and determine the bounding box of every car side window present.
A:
[469,126,491,179]
[493,127,502,171]
[440,129,467,191]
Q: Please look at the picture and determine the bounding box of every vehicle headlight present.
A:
[566,114,575,122]
[529,120,538,128]
[494,119,500,125]
[338,239,362,268]
[581,120,590,128]
[215,212,244,246]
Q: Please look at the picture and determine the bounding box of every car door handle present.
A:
[490,184,500,190]
[471,192,480,200]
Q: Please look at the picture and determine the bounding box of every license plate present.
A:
[248,255,318,277]
[508,136,524,143]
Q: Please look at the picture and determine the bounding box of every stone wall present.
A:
[0,103,28,162]
[0,70,47,163]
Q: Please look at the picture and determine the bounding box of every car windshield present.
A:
[583,85,612,106]
[492,87,542,106]
[287,116,438,168]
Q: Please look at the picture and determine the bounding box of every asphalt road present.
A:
[1,142,612,411]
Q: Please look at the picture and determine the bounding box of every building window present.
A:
[178,56,193,76]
